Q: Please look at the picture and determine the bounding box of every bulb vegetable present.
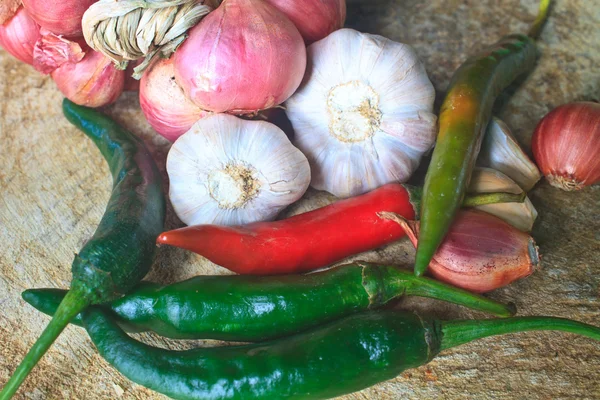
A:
[140,58,209,142]
[263,0,346,44]
[469,167,538,232]
[0,6,40,65]
[383,209,539,293]
[477,118,542,191]
[174,0,306,115]
[22,0,97,37]
[532,102,600,191]
[285,28,436,198]
[167,114,311,226]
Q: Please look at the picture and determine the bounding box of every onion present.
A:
[174,0,306,114]
[51,49,124,107]
[0,7,40,65]
[532,102,600,191]
[22,0,97,37]
[263,0,346,44]
[140,58,209,142]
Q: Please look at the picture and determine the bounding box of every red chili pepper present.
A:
[158,184,416,274]
[157,184,524,275]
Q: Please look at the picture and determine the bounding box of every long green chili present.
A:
[414,0,551,276]
[22,262,515,342]
[81,308,600,400]
[0,100,165,399]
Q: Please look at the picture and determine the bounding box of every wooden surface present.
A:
[1,0,599,399]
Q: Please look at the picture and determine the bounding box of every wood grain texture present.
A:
[1,0,599,399]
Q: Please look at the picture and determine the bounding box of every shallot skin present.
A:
[52,50,125,108]
[22,0,97,37]
[174,0,306,114]
[532,102,600,191]
[263,0,346,44]
[140,58,209,142]
[0,7,40,65]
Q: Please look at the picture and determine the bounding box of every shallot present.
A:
[532,102,600,191]
[173,0,306,114]
[22,0,97,37]
[140,58,208,142]
[263,0,346,44]
[52,49,124,107]
[383,210,539,293]
[0,6,40,65]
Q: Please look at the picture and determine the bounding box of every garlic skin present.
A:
[469,167,538,232]
[285,29,437,198]
[167,114,311,226]
[477,118,541,191]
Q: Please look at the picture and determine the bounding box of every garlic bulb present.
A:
[469,167,538,232]
[477,117,541,191]
[285,28,437,198]
[167,114,311,226]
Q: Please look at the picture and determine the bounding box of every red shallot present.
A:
[532,102,600,191]
[0,6,40,65]
[173,0,306,114]
[140,58,209,142]
[22,0,97,37]
[263,0,346,44]
[382,209,539,293]
[52,48,124,107]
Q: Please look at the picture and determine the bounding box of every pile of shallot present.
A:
[140,0,346,140]
[0,0,127,107]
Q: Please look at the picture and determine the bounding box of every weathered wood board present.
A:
[1,0,599,399]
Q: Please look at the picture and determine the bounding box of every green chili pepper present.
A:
[22,262,514,342]
[81,307,600,400]
[0,100,166,399]
[414,0,551,276]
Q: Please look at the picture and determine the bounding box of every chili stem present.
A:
[528,0,551,39]
[440,316,600,351]
[463,191,526,207]
[399,272,516,317]
[0,288,89,400]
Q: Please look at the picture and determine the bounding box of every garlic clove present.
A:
[477,117,541,191]
[469,167,538,232]
[167,114,311,226]
[286,29,436,198]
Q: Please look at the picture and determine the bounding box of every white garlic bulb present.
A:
[477,117,542,192]
[469,167,538,232]
[285,28,437,198]
[167,114,311,226]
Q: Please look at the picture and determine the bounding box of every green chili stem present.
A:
[462,191,526,207]
[396,272,516,318]
[404,185,526,216]
[440,316,600,351]
[0,288,89,400]
[528,0,551,39]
